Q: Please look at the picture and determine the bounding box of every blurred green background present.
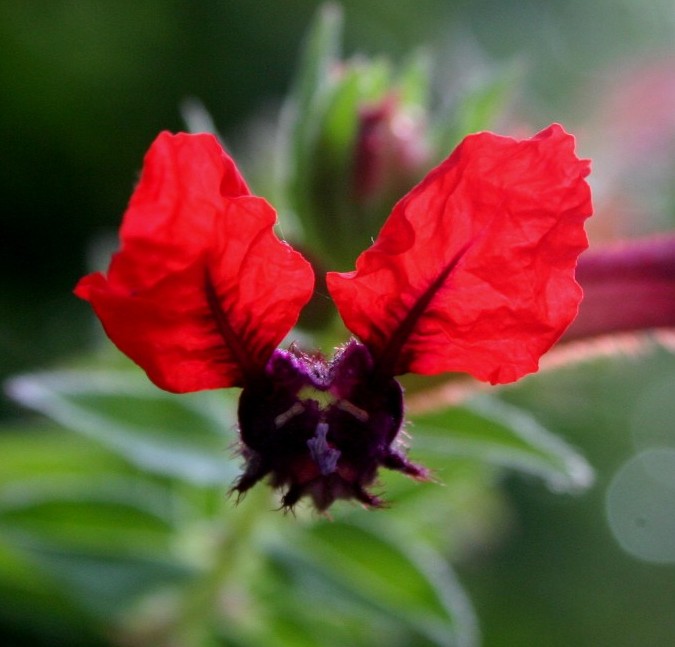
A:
[2,1,675,646]
[3,0,675,407]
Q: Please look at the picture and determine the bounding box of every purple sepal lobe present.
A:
[233,339,428,511]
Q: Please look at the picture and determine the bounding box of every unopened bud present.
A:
[564,235,675,341]
[352,95,429,206]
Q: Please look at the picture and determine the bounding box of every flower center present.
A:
[232,339,427,511]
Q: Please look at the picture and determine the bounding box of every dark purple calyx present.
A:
[233,339,428,511]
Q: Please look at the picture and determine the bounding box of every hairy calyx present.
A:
[234,340,427,511]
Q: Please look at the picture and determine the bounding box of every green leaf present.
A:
[180,96,222,138]
[0,420,129,485]
[433,63,521,156]
[0,426,195,625]
[397,49,432,108]
[0,477,181,554]
[0,536,103,645]
[0,504,192,618]
[288,3,343,126]
[281,3,343,237]
[5,370,240,484]
[268,520,477,646]
[20,541,192,618]
[410,395,594,493]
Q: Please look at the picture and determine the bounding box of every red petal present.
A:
[75,132,314,392]
[327,124,592,384]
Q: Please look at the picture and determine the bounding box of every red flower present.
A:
[75,133,315,393]
[329,124,592,383]
[76,125,592,510]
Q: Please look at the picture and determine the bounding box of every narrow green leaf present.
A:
[21,541,192,618]
[289,3,343,123]
[0,426,198,629]
[5,370,240,484]
[0,421,129,485]
[180,96,222,138]
[397,49,432,108]
[433,63,522,155]
[0,536,102,645]
[281,3,343,231]
[268,520,477,646]
[0,477,181,554]
[410,395,594,492]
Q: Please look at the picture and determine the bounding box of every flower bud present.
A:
[277,5,433,269]
[563,235,675,341]
[352,94,429,207]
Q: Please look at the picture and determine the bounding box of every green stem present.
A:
[159,487,272,647]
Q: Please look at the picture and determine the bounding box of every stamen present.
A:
[336,399,369,422]
[274,402,305,428]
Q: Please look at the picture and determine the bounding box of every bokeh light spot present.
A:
[606,448,675,563]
